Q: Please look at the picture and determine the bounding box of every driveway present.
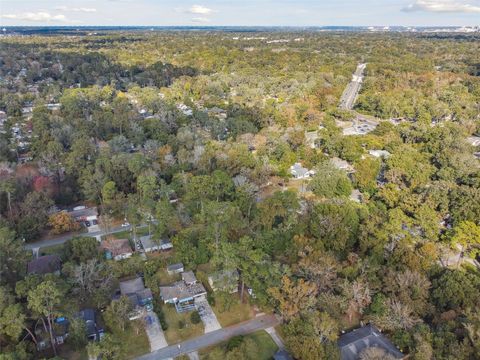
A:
[265,326,285,349]
[195,295,221,333]
[135,314,280,360]
[144,311,168,351]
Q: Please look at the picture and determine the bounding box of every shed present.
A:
[167,263,184,275]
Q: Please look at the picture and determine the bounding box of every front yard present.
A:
[115,320,150,359]
[210,292,255,327]
[199,330,278,360]
[162,304,204,344]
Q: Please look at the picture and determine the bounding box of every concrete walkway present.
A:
[195,295,221,333]
[144,311,168,352]
[187,351,199,360]
[136,314,279,360]
[265,326,285,349]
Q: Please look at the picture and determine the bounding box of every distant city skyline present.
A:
[1,1,480,27]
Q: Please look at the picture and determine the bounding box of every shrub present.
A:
[190,311,201,324]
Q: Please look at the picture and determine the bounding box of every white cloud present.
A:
[188,5,214,15]
[1,12,68,22]
[72,8,97,13]
[54,6,97,12]
[403,0,480,13]
[191,17,211,23]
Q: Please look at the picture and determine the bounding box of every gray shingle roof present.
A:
[27,255,61,275]
[338,324,404,360]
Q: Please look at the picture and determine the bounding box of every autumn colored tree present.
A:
[48,211,80,234]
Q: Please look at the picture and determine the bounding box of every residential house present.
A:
[100,238,133,261]
[368,149,391,158]
[290,163,313,179]
[160,271,207,312]
[117,277,153,320]
[76,309,104,341]
[207,107,227,120]
[139,234,173,253]
[330,157,355,173]
[68,206,99,233]
[338,324,405,360]
[208,269,239,293]
[27,255,61,275]
[167,262,184,275]
[46,103,61,111]
[467,136,480,147]
[349,189,362,203]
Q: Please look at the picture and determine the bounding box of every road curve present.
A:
[136,314,280,360]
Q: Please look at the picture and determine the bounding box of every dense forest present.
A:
[0,30,479,360]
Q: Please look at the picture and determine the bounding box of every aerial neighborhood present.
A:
[0,18,480,360]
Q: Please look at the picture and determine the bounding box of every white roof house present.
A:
[290,163,313,179]
[368,149,391,158]
[139,235,173,253]
[467,136,480,147]
[330,157,355,173]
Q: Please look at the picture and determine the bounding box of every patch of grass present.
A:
[199,330,278,360]
[39,243,65,256]
[57,346,88,360]
[109,230,132,240]
[163,304,204,343]
[211,293,254,327]
[116,320,150,359]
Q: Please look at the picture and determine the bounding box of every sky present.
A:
[1,0,480,27]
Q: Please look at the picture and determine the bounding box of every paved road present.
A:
[24,224,146,250]
[136,314,280,360]
[339,63,367,110]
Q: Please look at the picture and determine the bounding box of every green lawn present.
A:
[199,330,278,360]
[39,243,66,256]
[163,304,204,344]
[117,320,150,359]
[211,293,254,327]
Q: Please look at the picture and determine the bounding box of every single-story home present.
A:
[167,262,184,275]
[338,324,405,360]
[68,206,99,233]
[117,277,153,319]
[330,157,355,173]
[208,269,239,293]
[160,271,207,313]
[139,235,173,253]
[368,149,391,158]
[76,309,104,341]
[290,163,313,179]
[100,238,133,261]
[467,136,480,147]
[27,255,61,275]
